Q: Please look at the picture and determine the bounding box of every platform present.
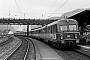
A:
[30,38,64,60]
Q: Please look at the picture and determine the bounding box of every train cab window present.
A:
[69,25,76,31]
[60,26,67,31]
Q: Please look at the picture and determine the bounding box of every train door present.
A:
[50,24,57,39]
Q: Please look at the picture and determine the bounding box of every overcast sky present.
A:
[0,0,90,19]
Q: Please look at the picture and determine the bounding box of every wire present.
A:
[46,0,57,13]
[15,0,23,18]
[47,13,64,14]
[49,0,69,17]
[18,0,24,14]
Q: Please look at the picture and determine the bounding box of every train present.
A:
[30,19,80,48]
[14,19,80,49]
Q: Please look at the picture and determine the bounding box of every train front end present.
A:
[57,19,80,47]
[60,32,80,46]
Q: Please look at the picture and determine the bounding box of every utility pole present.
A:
[7,11,10,30]
[24,13,25,19]
[8,11,10,18]
[42,14,43,18]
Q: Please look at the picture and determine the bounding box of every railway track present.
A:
[26,37,90,60]
[74,45,90,57]
[53,46,90,60]
[5,36,90,60]
[31,37,90,60]
[0,36,22,60]
[0,36,13,47]
[25,37,36,60]
[5,36,36,60]
[31,36,90,60]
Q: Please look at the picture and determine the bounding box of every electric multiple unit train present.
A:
[29,19,80,48]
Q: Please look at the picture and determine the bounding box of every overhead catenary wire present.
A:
[43,0,58,18]
[15,0,23,18]
[46,0,57,13]
[18,0,25,18]
[49,0,57,10]
[0,0,69,18]
[49,0,69,17]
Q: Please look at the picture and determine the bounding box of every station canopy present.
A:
[63,8,90,31]
[67,8,90,26]
[48,8,90,26]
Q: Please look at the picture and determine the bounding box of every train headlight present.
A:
[75,34,77,38]
[75,36,77,38]
[60,34,63,39]
[2,33,3,35]
[61,36,63,39]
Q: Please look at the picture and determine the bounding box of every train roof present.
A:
[47,19,78,27]
[30,19,78,31]
[31,26,45,31]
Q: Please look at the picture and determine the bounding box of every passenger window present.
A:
[52,25,57,33]
[47,27,51,33]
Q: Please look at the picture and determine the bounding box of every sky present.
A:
[0,0,90,32]
[0,0,90,19]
